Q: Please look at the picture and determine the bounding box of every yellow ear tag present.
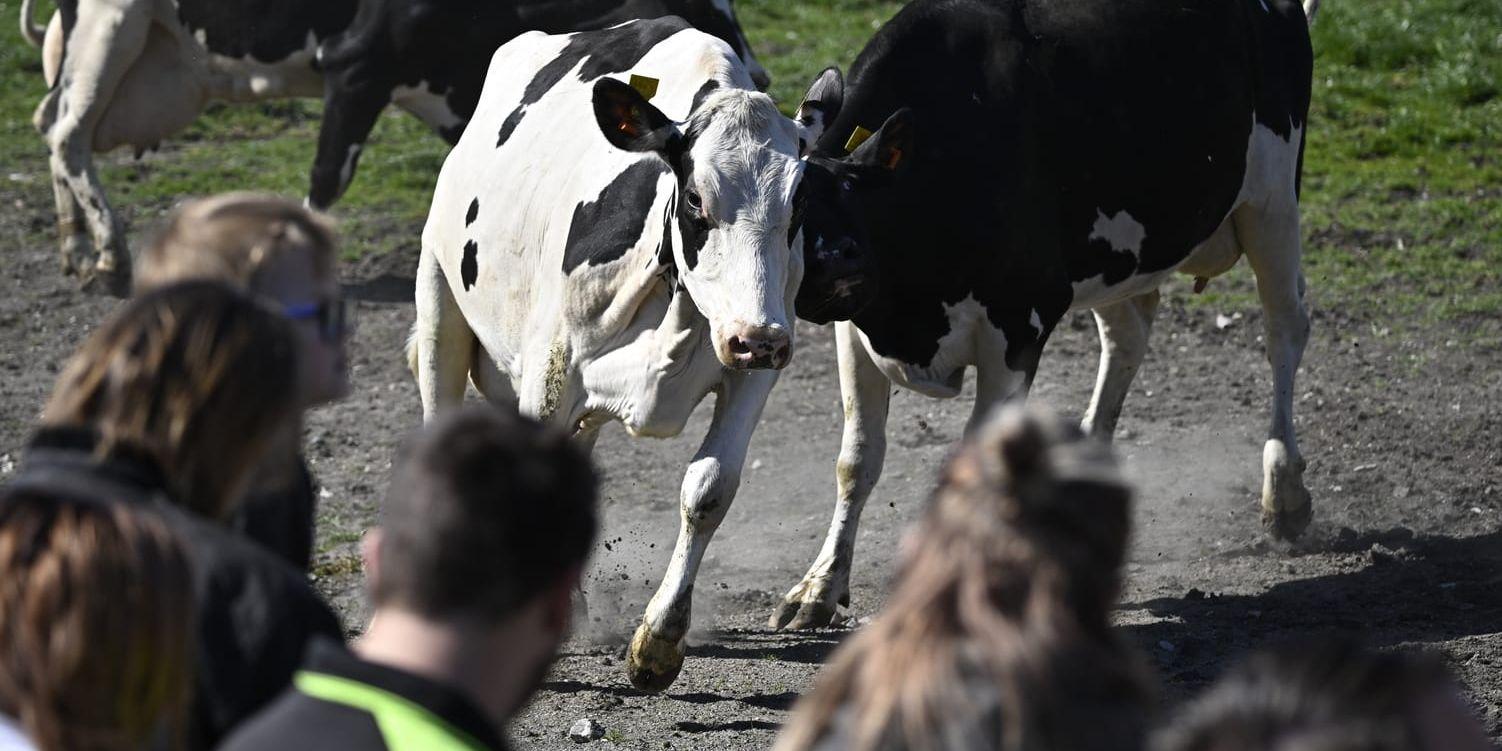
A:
[629,74,660,100]
[844,125,873,154]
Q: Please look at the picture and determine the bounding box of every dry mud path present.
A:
[1,186,1499,749]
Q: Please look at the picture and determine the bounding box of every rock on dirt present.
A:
[568,718,604,743]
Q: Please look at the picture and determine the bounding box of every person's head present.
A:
[44,281,300,521]
[1155,637,1492,751]
[137,192,348,405]
[777,404,1150,751]
[0,490,195,751]
[363,406,598,705]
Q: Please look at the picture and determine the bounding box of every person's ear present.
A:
[592,78,681,154]
[795,66,844,156]
[848,108,915,173]
[361,527,383,594]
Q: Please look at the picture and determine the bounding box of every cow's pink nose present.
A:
[726,324,791,370]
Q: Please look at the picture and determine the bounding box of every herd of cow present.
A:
[23,0,1322,691]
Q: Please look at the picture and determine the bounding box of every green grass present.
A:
[1,0,1497,337]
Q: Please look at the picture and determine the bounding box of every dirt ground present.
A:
[1,180,1499,750]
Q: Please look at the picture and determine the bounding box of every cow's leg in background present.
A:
[412,246,476,419]
[771,322,890,630]
[1081,290,1161,438]
[628,369,778,692]
[1236,192,1312,539]
[40,3,147,293]
[307,71,390,209]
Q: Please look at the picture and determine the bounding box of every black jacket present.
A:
[229,455,317,572]
[219,637,512,751]
[4,427,345,750]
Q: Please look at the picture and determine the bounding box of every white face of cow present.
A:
[593,79,804,370]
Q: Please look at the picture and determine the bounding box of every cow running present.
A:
[412,17,820,692]
[771,0,1321,630]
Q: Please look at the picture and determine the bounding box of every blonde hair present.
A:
[44,281,300,520]
[135,192,337,293]
[777,405,1154,751]
[0,492,195,751]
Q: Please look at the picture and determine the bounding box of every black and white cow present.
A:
[769,0,1321,630]
[412,17,817,692]
[22,0,765,291]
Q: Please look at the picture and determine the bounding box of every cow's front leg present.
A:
[1081,290,1161,438]
[1236,199,1312,539]
[771,322,889,630]
[307,67,390,210]
[627,369,778,692]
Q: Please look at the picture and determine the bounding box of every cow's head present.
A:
[784,69,913,324]
[594,77,804,370]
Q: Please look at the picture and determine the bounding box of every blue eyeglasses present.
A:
[284,298,349,341]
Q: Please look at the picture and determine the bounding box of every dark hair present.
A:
[0,490,195,751]
[1155,638,1453,751]
[778,405,1153,751]
[373,405,598,621]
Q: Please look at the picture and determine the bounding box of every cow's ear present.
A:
[850,108,914,173]
[593,77,680,153]
[795,67,844,156]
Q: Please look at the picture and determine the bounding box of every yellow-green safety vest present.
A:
[294,671,491,751]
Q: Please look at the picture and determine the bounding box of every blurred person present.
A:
[221,405,598,751]
[10,281,343,748]
[1154,637,1492,751]
[0,490,194,751]
[136,192,350,571]
[776,405,1155,751]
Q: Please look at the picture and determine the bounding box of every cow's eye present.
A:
[684,189,704,214]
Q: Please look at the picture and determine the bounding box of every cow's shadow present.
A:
[1121,528,1502,695]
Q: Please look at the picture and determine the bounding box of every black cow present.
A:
[774,0,1320,630]
[308,0,769,207]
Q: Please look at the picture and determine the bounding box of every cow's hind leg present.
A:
[41,3,148,294]
[1236,199,1312,539]
[1081,290,1161,439]
[628,369,777,692]
[771,322,890,630]
[412,248,475,419]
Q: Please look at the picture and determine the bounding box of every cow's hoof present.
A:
[1261,441,1312,541]
[768,578,845,630]
[625,622,683,693]
[80,267,131,299]
[769,597,840,631]
[1262,501,1312,541]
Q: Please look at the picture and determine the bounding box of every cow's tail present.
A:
[1303,0,1321,23]
[19,0,44,48]
[405,322,421,378]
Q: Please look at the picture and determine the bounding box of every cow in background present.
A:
[20,0,765,292]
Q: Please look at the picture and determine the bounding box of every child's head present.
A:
[1156,638,1491,751]
[138,193,348,406]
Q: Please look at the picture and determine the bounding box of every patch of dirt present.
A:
[1,185,1498,749]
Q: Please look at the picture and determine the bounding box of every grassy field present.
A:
[0,0,1497,335]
